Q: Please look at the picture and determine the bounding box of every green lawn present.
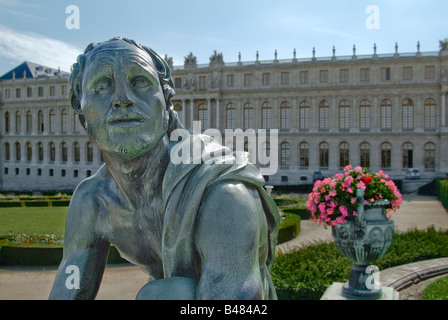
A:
[0,206,68,239]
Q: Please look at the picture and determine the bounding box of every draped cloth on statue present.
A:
[161,133,280,299]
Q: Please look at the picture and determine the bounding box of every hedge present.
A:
[0,244,127,266]
[436,179,448,210]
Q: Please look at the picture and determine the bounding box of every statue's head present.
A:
[69,37,181,159]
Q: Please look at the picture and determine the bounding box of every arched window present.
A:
[360,99,371,130]
[49,109,55,132]
[15,111,21,133]
[26,111,32,133]
[4,111,10,133]
[49,142,56,162]
[61,109,68,132]
[174,104,183,123]
[299,142,309,169]
[197,103,208,130]
[319,142,329,169]
[339,142,350,168]
[4,142,10,161]
[37,142,43,162]
[226,103,235,129]
[402,98,414,130]
[61,142,67,162]
[73,142,80,162]
[380,99,392,130]
[299,101,310,131]
[15,142,21,161]
[26,142,32,161]
[360,142,370,168]
[243,102,253,129]
[260,141,270,166]
[38,110,44,133]
[424,98,436,130]
[280,101,290,130]
[319,100,330,130]
[402,142,413,168]
[381,142,391,169]
[86,142,93,163]
[339,100,350,130]
[261,101,271,129]
[424,142,436,169]
[280,142,290,167]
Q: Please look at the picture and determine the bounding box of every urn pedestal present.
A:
[331,199,395,299]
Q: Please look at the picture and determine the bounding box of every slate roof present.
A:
[0,61,70,80]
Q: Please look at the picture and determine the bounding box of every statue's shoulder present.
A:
[71,164,111,210]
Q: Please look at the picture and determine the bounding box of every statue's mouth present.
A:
[105,113,147,127]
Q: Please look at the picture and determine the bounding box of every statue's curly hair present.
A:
[69,37,183,133]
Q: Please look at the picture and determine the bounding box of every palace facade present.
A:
[1,43,448,191]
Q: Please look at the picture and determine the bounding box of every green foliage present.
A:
[436,179,448,210]
[271,226,448,300]
[422,275,448,300]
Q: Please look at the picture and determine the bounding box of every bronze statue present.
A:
[49,37,279,300]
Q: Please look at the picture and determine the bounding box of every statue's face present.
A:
[80,41,169,159]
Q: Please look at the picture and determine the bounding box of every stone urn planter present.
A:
[332,192,395,299]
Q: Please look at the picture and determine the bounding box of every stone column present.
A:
[207,98,211,129]
[190,100,194,131]
[216,99,220,130]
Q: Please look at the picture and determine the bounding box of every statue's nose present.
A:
[113,83,134,108]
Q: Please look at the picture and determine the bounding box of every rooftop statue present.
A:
[49,37,280,300]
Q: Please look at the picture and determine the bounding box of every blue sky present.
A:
[0,0,447,76]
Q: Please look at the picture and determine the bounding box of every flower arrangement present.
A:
[307,165,402,226]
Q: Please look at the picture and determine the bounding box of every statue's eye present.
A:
[93,77,112,93]
[131,76,151,89]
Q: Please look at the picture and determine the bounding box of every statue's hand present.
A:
[136,277,197,300]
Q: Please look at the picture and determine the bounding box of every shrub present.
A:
[271,226,448,300]
[436,179,448,210]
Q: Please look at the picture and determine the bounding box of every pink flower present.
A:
[357,181,366,190]
[339,205,348,217]
[354,166,363,173]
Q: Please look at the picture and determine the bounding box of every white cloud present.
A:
[0,25,81,72]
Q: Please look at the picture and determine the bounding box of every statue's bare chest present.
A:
[98,194,165,279]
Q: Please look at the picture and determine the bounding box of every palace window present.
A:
[174,104,183,123]
[381,68,391,81]
[319,100,330,130]
[300,71,309,84]
[402,98,414,131]
[360,142,370,168]
[15,142,21,161]
[198,103,208,130]
[380,99,392,131]
[73,142,80,162]
[199,76,206,90]
[280,142,290,168]
[260,142,270,167]
[299,142,309,169]
[49,109,55,132]
[226,103,235,129]
[73,112,81,132]
[38,110,44,133]
[280,101,290,130]
[319,142,329,169]
[26,142,32,161]
[38,87,44,97]
[49,142,55,162]
[27,87,32,97]
[86,142,93,163]
[15,111,21,133]
[359,99,371,131]
[425,66,435,80]
[262,73,270,85]
[381,142,392,169]
[61,142,68,162]
[261,101,272,129]
[424,142,436,169]
[37,142,43,162]
[244,74,253,87]
[319,70,328,83]
[360,68,370,82]
[424,98,436,131]
[299,101,310,131]
[4,142,10,161]
[16,88,21,98]
[403,67,413,81]
[50,86,55,96]
[4,111,10,133]
[243,102,253,129]
[402,142,413,169]
[340,69,349,82]
[26,111,32,133]
[339,100,350,130]
[61,109,68,133]
[227,74,234,87]
[174,78,182,89]
[281,72,290,85]
[339,142,350,169]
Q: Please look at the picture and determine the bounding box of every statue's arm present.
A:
[194,181,267,299]
[49,182,110,300]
